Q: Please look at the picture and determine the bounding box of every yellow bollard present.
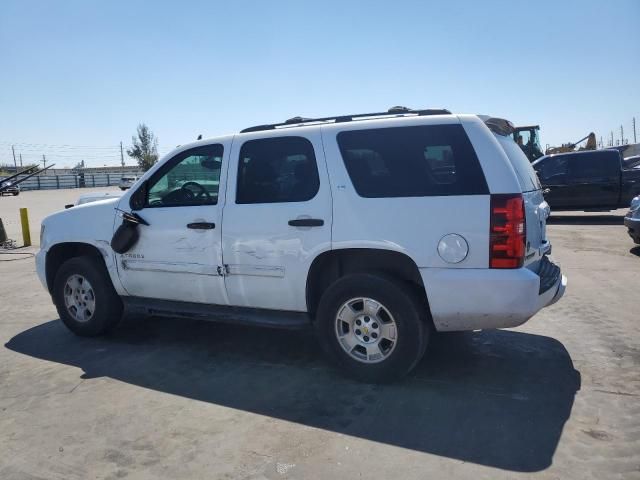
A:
[20,208,31,247]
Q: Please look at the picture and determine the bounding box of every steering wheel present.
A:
[180,181,212,202]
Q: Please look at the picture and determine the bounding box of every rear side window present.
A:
[496,135,541,192]
[336,125,488,198]
[236,136,320,204]
[569,152,619,180]
[623,156,640,169]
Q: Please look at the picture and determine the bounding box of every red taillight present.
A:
[490,194,526,269]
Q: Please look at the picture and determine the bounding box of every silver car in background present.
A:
[118,176,139,190]
[625,196,640,244]
[0,181,20,196]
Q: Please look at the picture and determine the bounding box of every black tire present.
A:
[315,273,430,382]
[13,192,19,196]
[53,256,123,336]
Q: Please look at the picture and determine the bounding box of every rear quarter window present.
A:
[336,124,488,198]
[496,134,541,192]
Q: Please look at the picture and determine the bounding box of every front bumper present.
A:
[624,216,640,244]
[420,259,566,332]
[35,248,48,290]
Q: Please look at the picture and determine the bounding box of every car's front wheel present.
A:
[315,273,429,382]
[53,256,123,336]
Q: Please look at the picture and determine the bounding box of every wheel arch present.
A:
[45,242,108,294]
[305,248,431,321]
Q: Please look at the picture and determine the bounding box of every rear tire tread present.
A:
[315,273,430,383]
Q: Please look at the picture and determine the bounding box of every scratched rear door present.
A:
[220,128,332,311]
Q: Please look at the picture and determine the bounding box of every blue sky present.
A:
[1,0,639,167]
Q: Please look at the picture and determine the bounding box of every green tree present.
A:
[127,123,159,171]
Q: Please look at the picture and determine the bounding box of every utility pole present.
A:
[610,131,614,147]
[19,154,23,167]
[120,141,125,167]
[633,117,637,144]
[621,125,624,145]
[11,145,17,170]
[42,154,47,169]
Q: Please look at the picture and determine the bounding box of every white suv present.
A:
[36,107,566,381]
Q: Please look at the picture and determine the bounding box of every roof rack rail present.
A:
[240,106,451,133]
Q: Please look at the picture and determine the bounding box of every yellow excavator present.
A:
[544,132,597,155]
[512,125,597,162]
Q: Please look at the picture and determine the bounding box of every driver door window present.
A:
[147,144,223,207]
[539,156,569,183]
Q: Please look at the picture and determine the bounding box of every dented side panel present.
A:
[37,198,127,295]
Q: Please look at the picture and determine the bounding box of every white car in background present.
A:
[65,191,123,209]
[118,176,139,190]
[36,107,566,382]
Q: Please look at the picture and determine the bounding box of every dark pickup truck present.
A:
[532,149,640,211]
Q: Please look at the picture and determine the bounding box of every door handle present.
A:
[187,222,215,230]
[288,218,324,227]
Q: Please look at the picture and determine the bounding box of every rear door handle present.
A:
[288,218,324,227]
[187,222,215,230]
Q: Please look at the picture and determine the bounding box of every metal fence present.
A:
[0,172,141,191]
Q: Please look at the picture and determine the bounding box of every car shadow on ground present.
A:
[630,246,640,257]
[5,317,580,473]
[547,214,624,225]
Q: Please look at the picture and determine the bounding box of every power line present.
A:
[0,141,121,149]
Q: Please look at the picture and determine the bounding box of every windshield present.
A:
[496,134,541,192]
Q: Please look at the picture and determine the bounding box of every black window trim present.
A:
[135,143,224,210]
[235,135,320,205]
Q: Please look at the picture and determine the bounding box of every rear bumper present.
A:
[624,216,640,243]
[420,261,566,332]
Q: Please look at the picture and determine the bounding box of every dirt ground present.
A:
[1,188,639,480]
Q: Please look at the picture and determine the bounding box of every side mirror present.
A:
[130,180,148,211]
[65,204,74,209]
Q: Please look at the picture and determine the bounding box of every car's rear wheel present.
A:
[53,256,123,336]
[315,273,429,382]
